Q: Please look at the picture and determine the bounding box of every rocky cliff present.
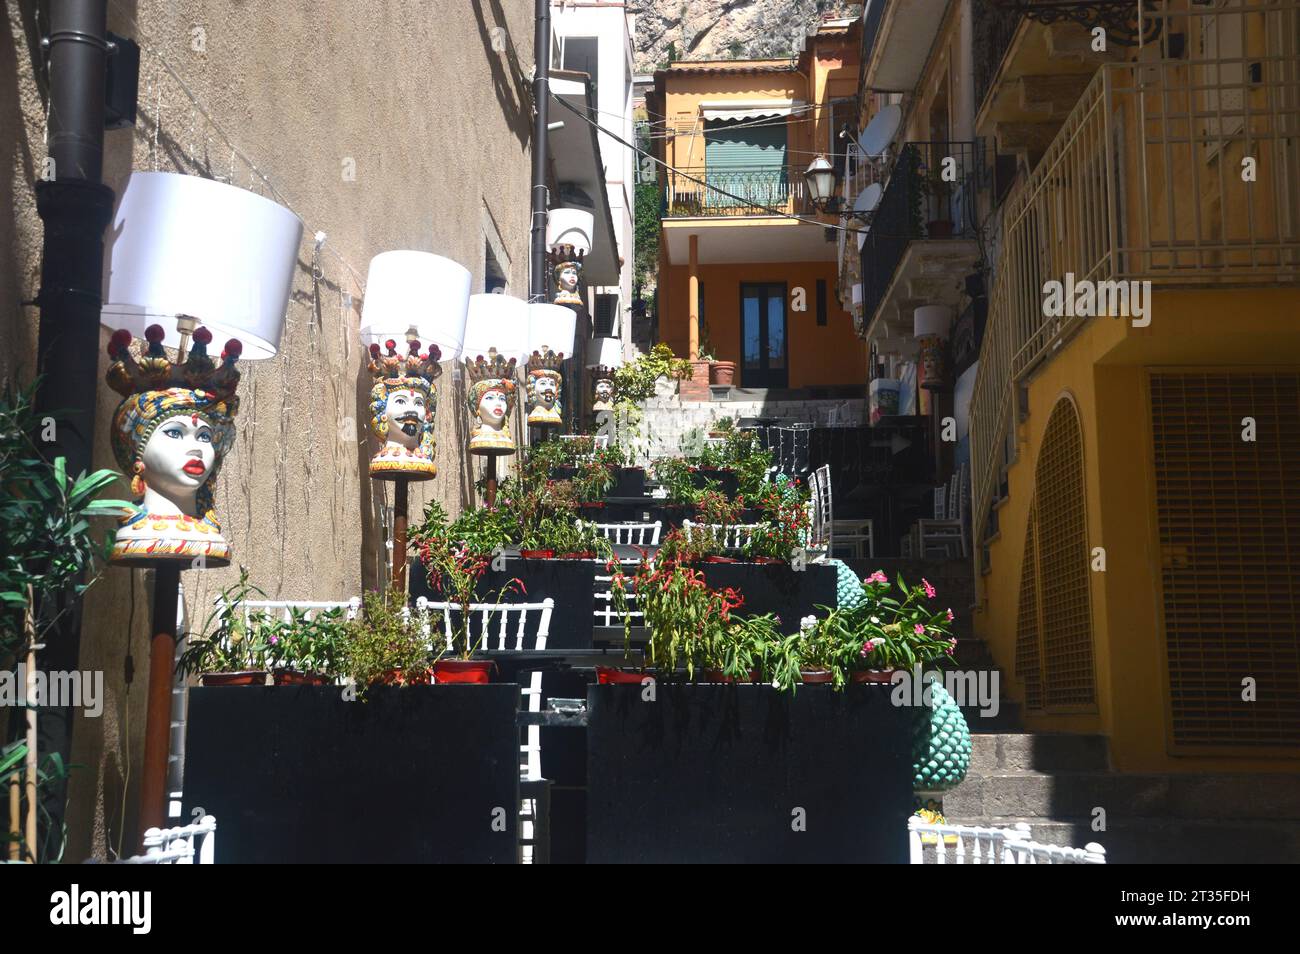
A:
[629,0,858,72]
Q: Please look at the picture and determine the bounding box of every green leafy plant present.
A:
[651,456,699,504]
[179,570,276,676]
[1,385,132,668]
[340,587,437,688]
[745,476,811,561]
[1,740,70,863]
[270,606,350,677]
[812,572,958,676]
[612,344,692,407]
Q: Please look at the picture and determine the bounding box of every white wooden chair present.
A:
[122,815,217,864]
[559,433,609,462]
[807,464,833,557]
[831,519,875,559]
[682,519,767,551]
[579,519,662,547]
[907,817,1105,864]
[914,462,967,559]
[414,597,555,864]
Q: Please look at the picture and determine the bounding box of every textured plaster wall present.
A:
[2,0,535,859]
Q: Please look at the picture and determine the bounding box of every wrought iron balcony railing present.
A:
[858,141,980,329]
[662,165,809,218]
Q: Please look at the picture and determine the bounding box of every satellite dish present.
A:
[856,223,870,251]
[857,104,901,160]
[853,182,883,217]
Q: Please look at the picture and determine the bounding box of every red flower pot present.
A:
[434,660,493,684]
[201,671,267,687]
[596,666,650,685]
[752,556,786,565]
[520,549,555,559]
[700,669,761,684]
[272,669,331,686]
[704,555,738,563]
[557,551,596,560]
[799,668,835,684]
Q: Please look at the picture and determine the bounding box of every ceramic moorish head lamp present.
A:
[545,209,593,307]
[366,338,443,479]
[587,336,623,415]
[525,303,578,428]
[464,350,519,455]
[105,324,243,565]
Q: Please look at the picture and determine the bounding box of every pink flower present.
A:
[946,608,954,622]
[914,624,926,635]
[269,634,279,644]
[922,578,936,599]
[865,571,888,585]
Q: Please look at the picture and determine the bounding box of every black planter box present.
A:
[697,560,837,633]
[585,499,696,527]
[182,685,520,863]
[586,684,912,863]
[411,554,596,649]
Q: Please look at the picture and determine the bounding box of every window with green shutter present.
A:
[704,118,788,211]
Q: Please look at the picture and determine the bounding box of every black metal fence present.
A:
[663,165,808,217]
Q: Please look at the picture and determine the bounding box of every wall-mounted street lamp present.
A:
[804,155,841,214]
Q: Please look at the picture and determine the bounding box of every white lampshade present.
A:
[545,208,594,256]
[587,335,624,370]
[101,171,303,359]
[359,251,471,360]
[527,303,578,357]
[463,294,530,362]
[914,304,953,339]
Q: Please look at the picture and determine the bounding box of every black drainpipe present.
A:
[31,0,116,845]
[530,0,550,301]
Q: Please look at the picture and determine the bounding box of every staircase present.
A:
[947,733,1300,864]
[844,556,1300,863]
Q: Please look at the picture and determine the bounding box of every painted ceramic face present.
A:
[559,266,578,292]
[140,413,215,509]
[535,376,558,408]
[383,387,426,451]
[477,388,508,430]
[594,379,613,401]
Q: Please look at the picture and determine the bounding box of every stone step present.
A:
[950,816,1300,864]
[945,771,1300,821]
[969,732,1109,774]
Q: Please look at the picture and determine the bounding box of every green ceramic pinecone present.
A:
[831,558,865,608]
[912,682,972,791]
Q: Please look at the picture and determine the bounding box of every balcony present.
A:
[858,141,981,340]
[972,1,1140,161]
[969,36,1300,561]
[662,165,810,219]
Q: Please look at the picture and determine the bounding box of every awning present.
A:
[700,99,801,122]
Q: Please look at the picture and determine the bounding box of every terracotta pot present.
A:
[557,551,596,560]
[851,669,900,684]
[751,556,786,565]
[272,669,331,686]
[596,666,650,685]
[799,668,835,685]
[709,361,736,385]
[200,671,267,687]
[704,555,739,563]
[434,659,493,684]
[520,549,555,559]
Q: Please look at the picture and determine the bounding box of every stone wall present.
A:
[1,0,536,859]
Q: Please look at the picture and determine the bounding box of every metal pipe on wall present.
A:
[530,0,551,302]
[29,0,116,847]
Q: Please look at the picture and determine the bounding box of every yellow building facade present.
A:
[848,0,1300,772]
[649,20,868,391]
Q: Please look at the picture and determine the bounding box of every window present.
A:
[562,36,599,105]
[594,293,618,337]
[484,239,507,293]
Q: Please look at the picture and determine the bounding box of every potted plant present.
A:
[815,572,957,684]
[180,571,275,686]
[270,606,349,685]
[340,587,436,690]
[745,476,810,564]
[920,163,955,239]
[692,489,747,561]
[708,357,736,386]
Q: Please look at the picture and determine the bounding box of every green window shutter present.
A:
[704,118,788,210]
